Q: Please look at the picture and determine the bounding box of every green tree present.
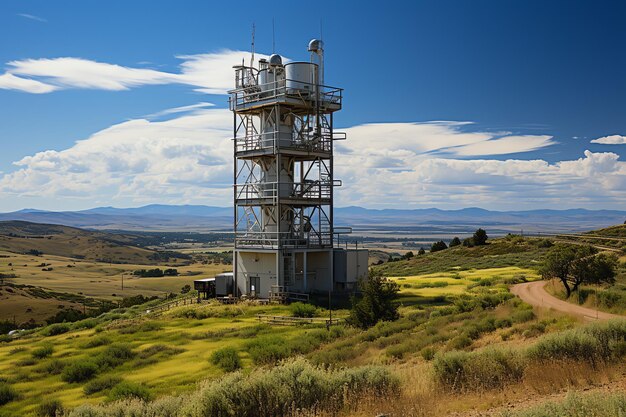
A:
[417,247,426,255]
[462,237,474,247]
[541,244,617,298]
[403,251,414,260]
[473,228,488,246]
[348,271,400,329]
[449,237,462,247]
[181,284,191,294]
[430,241,448,252]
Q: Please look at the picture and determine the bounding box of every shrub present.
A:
[108,381,152,401]
[36,399,64,417]
[420,346,436,361]
[42,323,70,336]
[448,335,472,350]
[0,382,18,405]
[430,240,448,252]
[61,360,98,383]
[433,348,525,392]
[502,391,626,417]
[348,271,400,329]
[210,347,242,372]
[65,358,398,417]
[246,336,291,364]
[528,320,626,366]
[290,302,317,318]
[449,237,462,247]
[39,359,65,375]
[511,309,535,323]
[32,343,54,359]
[473,228,488,245]
[84,376,123,395]
[82,336,111,349]
[138,344,184,359]
[95,343,135,369]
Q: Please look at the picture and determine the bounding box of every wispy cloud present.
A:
[0,51,270,94]
[591,135,626,145]
[145,102,215,119]
[17,13,47,22]
[0,73,58,94]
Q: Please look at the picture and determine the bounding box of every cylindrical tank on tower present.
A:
[285,62,318,93]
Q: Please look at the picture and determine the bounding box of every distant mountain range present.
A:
[1,205,625,234]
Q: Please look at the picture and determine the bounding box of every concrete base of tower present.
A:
[233,247,369,299]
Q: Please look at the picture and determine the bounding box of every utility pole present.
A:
[121,273,124,291]
[328,289,332,330]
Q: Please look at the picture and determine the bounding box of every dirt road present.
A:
[511,280,623,321]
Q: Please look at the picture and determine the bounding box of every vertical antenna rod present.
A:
[250,22,255,68]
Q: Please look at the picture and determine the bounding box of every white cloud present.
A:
[0,73,58,94]
[145,102,215,119]
[0,51,269,94]
[590,135,626,145]
[17,13,47,22]
[0,111,624,210]
[340,122,554,161]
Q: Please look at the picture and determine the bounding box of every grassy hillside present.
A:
[0,249,229,324]
[373,235,550,277]
[1,232,625,416]
[0,221,162,264]
[587,223,626,239]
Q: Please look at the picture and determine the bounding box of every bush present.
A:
[42,323,70,336]
[32,343,54,359]
[430,240,448,252]
[0,382,18,405]
[210,347,242,372]
[246,336,291,365]
[39,359,65,375]
[348,271,400,329]
[502,391,626,417]
[473,228,488,245]
[61,360,99,383]
[433,348,525,391]
[65,358,398,417]
[511,309,535,323]
[448,335,472,349]
[84,376,123,395]
[290,302,317,318]
[449,237,462,247]
[82,336,111,349]
[528,320,626,366]
[36,399,64,417]
[95,343,135,369]
[108,381,152,401]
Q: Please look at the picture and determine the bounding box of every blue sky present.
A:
[0,0,625,211]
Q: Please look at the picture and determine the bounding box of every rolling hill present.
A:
[0,221,159,264]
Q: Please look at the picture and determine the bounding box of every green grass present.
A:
[374,238,548,277]
[502,391,626,417]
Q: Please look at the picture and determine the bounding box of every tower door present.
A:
[249,276,260,298]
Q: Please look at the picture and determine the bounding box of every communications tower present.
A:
[229,39,366,299]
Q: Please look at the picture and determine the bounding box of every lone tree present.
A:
[449,237,462,247]
[431,240,448,252]
[541,244,618,298]
[348,271,399,329]
[418,247,426,255]
[473,228,488,246]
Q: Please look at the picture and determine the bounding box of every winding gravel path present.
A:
[510,280,623,321]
